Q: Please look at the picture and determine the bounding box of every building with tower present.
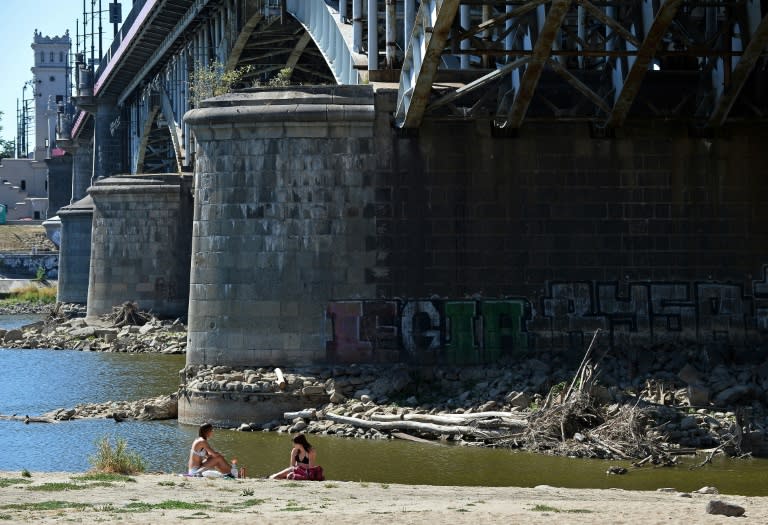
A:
[31,30,71,161]
[0,30,72,223]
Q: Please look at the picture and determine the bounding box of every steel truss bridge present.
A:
[62,0,768,175]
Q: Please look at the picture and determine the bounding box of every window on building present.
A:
[34,211,40,220]
[40,52,45,63]
[20,180,26,191]
[59,52,64,62]
[50,52,54,62]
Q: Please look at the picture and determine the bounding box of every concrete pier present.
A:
[56,196,93,304]
[86,174,193,319]
[184,86,377,367]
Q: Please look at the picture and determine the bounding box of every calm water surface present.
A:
[1,322,767,494]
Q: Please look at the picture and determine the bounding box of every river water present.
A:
[1,315,767,494]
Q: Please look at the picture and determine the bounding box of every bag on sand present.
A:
[290,465,325,481]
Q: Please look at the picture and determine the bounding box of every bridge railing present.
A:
[287,0,361,85]
[95,0,151,83]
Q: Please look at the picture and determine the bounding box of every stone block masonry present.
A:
[57,196,93,304]
[185,86,768,368]
[185,86,378,367]
[86,174,193,319]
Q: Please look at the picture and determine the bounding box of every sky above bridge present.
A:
[0,0,111,146]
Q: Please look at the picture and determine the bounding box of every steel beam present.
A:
[605,0,682,128]
[285,31,312,73]
[161,87,184,174]
[501,0,572,129]
[708,12,768,126]
[547,59,612,114]
[428,57,529,113]
[224,11,265,72]
[575,0,640,48]
[394,0,461,128]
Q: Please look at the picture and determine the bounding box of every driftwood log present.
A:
[324,412,507,439]
[369,412,527,429]
[284,409,317,420]
[274,368,286,391]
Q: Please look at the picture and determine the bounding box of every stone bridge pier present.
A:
[184,86,378,367]
[184,84,768,373]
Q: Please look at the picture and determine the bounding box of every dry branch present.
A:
[104,301,150,327]
[325,412,504,439]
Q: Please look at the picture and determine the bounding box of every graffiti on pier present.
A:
[326,267,768,365]
[529,279,760,350]
[325,299,530,365]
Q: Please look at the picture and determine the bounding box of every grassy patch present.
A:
[279,501,311,512]
[0,284,57,305]
[179,512,212,520]
[282,482,302,488]
[323,482,338,489]
[28,482,89,491]
[73,473,136,483]
[239,488,254,496]
[0,501,91,511]
[531,504,592,514]
[380,483,390,489]
[0,514,11,520]
[237,498,269,507]
[20,469,31,478]
[123,500,210,512]
[158,480,176,487]
[0,478,32,488]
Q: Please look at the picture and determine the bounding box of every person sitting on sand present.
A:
[188,423,232,476]
[269,433,323,480]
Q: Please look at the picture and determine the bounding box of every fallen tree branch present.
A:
[369,411,527,429]
[325,412,503,439]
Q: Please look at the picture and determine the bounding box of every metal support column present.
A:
[460,5,470,69]
[353,0,363,52]
[386,0,396,68]
[368,0,378,70]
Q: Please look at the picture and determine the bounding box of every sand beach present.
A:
[1,471,767,524]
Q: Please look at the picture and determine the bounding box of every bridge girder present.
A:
[392,0,768,129]
[71,0,768,163]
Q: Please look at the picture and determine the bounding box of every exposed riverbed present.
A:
[0,345,766,493]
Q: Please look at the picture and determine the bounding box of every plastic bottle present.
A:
[230,459,238,478]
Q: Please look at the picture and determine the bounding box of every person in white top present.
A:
[187,423,232,476]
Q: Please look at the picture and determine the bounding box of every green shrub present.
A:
[189,60,253,107]
[88,436,146,475]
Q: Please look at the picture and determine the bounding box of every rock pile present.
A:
[181,356,768,458]
[42,394,178,421]
[1,313,187,354]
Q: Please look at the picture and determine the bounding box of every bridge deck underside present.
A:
[235,17,336,86]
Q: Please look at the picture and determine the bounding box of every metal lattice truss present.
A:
[395,0,768,129]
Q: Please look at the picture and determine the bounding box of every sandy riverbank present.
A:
[1,472,766,524]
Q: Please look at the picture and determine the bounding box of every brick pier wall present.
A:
[185,86,768,368]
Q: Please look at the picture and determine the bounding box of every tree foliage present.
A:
[0,111,15,159]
